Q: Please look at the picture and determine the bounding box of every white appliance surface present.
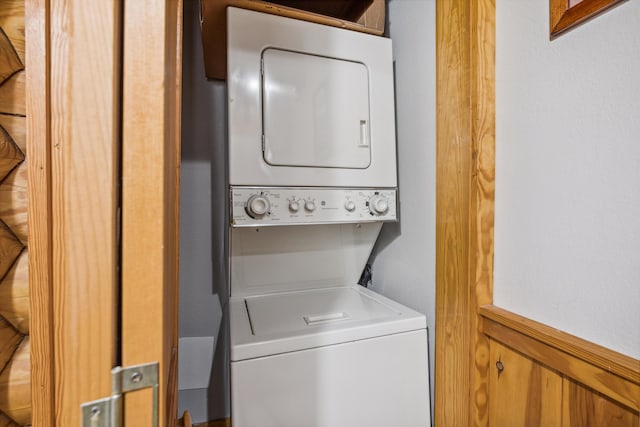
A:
[230,285,426,361]
[227,7,397,187]
[230,187,397,227]
[262,48,371,169]
[231,329,431,427]
[230,223,382,297]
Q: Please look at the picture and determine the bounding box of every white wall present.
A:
[179,0,229,422]
[495,0,640,358]
[370,0,436,408]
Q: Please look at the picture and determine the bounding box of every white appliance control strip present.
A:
[230,187,397,227]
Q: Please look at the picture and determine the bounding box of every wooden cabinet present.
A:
[200,0,385,80]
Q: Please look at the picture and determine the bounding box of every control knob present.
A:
[304,199,316,212]
[368,195,389,215]
[245,194,271,218]
[289,199,301,213]
[344,200,356,212]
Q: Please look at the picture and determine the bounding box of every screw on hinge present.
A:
[89,406,101,420]
[496,359,505,378]
[131,371,143,384]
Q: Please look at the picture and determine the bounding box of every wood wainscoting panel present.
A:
[489,339,563,426]
[562,378,639,426]
[481,305,640,425]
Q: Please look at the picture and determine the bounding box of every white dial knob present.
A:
[344,200,356,212]
[246,194,270,218]
[304,200,316,212]
[368,195,389,215]
[289,200,300,213]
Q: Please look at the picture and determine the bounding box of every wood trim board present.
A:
[549,0,625,38]
[121,0,182,425]
[25,0,54,424]
[434,0,495,425]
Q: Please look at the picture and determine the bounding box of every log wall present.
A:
[0,0,30,425]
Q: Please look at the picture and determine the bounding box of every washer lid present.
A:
[230,286,427,361]
[247,287,398,336]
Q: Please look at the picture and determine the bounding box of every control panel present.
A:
[230,187,398,227]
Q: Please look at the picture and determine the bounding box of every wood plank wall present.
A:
[482,305,640,426]
[0,0,31,425]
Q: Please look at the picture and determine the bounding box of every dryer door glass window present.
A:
[262,48,371,169]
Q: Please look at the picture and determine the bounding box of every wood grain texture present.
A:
[563,378,639,426]
[480,305,640,386]
[0,412,19,427]
[0,337,30,425]
[481,306,640,413]
[121,0,182,425]
[469,1,495,425]
[435,0,495,425]
[0,250,28,334]
[0,4,29,423]
[0,126,23,193]
[49,0,120,424]
[0,28,23,84]
[195,419,232,427]
[25,0,55,424]
[0,117,24,153]
[550,0,626,38]
[0,318,21,372]
[268,0,373,21]
[0,163,27,244]
[200,0,383,80]
[356,0,385,33]
[0,0,25,62]
[0,71,25,116]
[489,339,563,426]
[0,222,22,281]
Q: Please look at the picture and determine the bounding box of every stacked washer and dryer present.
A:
[226,7,430,427]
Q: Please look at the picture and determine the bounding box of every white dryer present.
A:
[226,7,430,427]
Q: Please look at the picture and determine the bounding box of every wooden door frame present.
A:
[434,0,495,426]
[28,0,121,425]
[120,0,182,425]
[27,0,182,425]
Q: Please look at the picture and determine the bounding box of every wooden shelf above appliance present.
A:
[200,0,385,80]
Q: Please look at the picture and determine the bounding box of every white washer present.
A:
[226,7,431,426]
[230,287,429,427]
[228,222,430,426]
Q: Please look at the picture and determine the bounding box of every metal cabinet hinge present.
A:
[81,362,159,427]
